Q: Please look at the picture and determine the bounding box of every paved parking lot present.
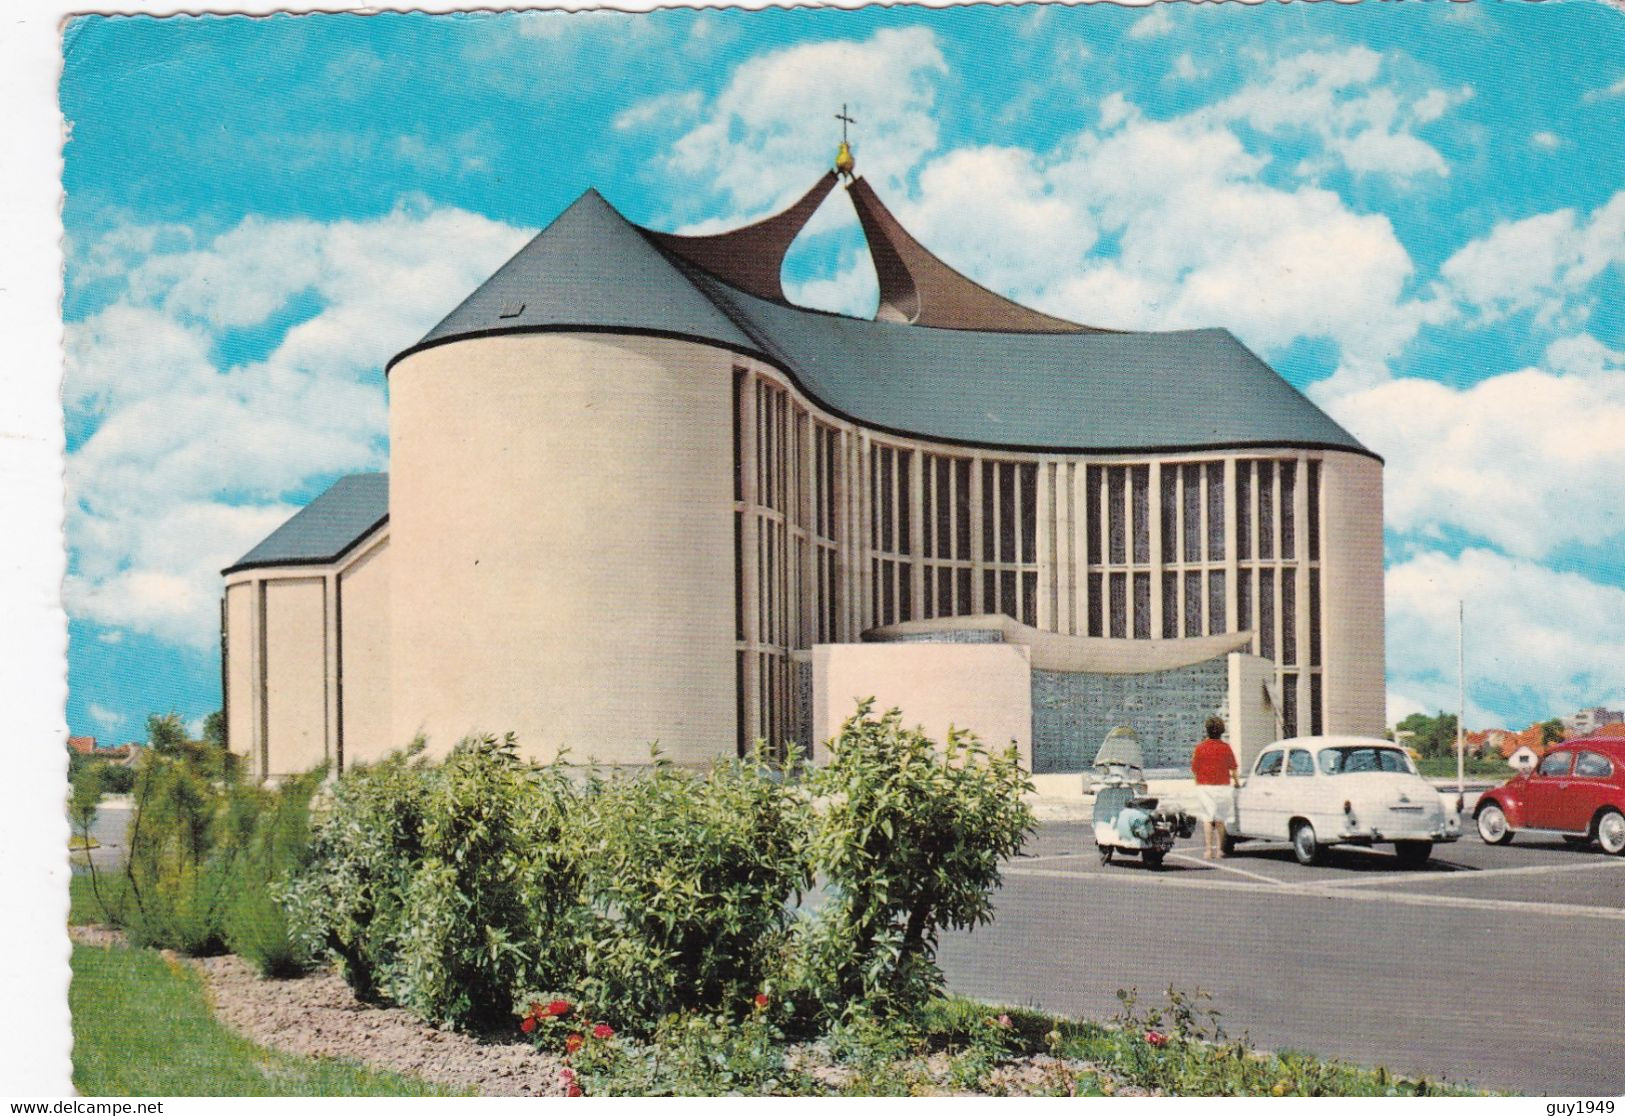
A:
[939,822,1625,1096]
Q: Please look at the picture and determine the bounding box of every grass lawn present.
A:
[69,942,460,1097]
[1414,754,1514,779]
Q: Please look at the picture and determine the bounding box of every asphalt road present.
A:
[938,822,1625,1096]
[75,804,1621,1094]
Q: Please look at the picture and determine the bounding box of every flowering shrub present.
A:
[285,735,590,1028]
[576,747,810,1030]
[798,701,1034,1023]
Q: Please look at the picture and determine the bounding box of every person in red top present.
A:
[1191,716,1240,859]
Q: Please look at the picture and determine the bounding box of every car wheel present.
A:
[1142,849,1166,870]
[1098,844,1114,865]
[1596,809,1625,856]
[1291,821,1321,866]
[1393,840,1432,868]
[1475,803,1515,845]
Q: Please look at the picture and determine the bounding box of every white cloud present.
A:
[1387,548,1625,728]
[1128,5,1175,39]
[1581,75,1625,104]
[1326,334,1625,562]
[1169,53,1203,83]
[653,27,948,221]
[1216,47,1471,181]
[1531,131,1563,151]
[1435,190,1625,330]
[614,90,702,133]
[64,203,529,649]
[87,703,123,731]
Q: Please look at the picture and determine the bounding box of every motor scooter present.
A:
[1090,725,1195,869]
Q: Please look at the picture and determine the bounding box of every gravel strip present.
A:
[69,926,565,1097]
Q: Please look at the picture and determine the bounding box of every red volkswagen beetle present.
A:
[1474,738,1625,854]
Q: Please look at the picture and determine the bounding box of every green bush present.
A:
[223,769,324,977]
[281,745,431,1000]
[118,743,235,954]
[797,701,1034,1023]
[575,748,810,1030]
[396,735,588,1029]
[286,734,589,1029]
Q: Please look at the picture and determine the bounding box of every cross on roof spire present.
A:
[836,104,856,143]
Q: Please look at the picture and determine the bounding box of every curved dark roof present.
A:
[394,188,1374,459]
[223,473,388,576]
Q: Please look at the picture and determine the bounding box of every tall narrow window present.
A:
[1134,571,1151,639]
[1022,571,1038,627]
[1132,465,1150,564]
[1260,569,1276,661]
[983,461,997,563]
[1310,675,1324,736]
[1281,461,1296,561]
[1089,572,1104,637]
[1109,572,1127,639]
[1107,467,1126,565]
[1237,461,1252,561]
[1309,569,1322,668]
[1182,464,1201,563]
[999,463,1016,563]
[1208,570,1226,635]
[1206,461,1225,562]
[1282,574,1297,666]
[1282,673,1298,738]
[1238,568,1254,634]
[1086,464,1102,565]
[1160,466,1177,564]
[1162,572,1179,639]
[1258,462,1275,561]
[955,459,972,561]
[1020,463,1037,564]
[1307,460,1321,563]
[1184,570,1202,638]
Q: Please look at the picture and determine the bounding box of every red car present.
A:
[1474,738,1625,854]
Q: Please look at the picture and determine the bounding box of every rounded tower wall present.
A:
[387,332,737,765]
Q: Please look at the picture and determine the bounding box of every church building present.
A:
[221,143,1385,780]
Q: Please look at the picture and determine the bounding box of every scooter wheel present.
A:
[1098,845,1114,865]
[1143,849,1166,869]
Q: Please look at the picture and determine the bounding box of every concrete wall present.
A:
[339,538,392,766]
[263,577,328,777]
[1227,651,1278,773]
[224,581,258,776]
[388,333,736,765]
[811,643,1033,768]
[1319,451,1386,736]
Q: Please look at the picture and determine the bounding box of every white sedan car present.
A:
[1228,736,1461,866]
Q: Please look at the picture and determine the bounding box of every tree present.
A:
[202,710,226,750]
[147,711,189,754]
[1395,712,1459,758]
[1540,718,1565,747]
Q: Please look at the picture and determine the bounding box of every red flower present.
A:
[565,1033,584,1054]
[559,1068,575,1084]
[566,1085,584,1097]
[547,999,572,1017]
[996,1014,1012,1029]
[753,993,770,1010]
[592,1023,614,1040]
[1145,1030,1169,1048]
[520,1016,536,1034]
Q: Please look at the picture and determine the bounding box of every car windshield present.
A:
[1317,746,1415,775]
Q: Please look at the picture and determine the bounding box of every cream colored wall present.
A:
[1319,451,1386,735]
[1227,651,1279,772]
[339,538,392,767]
[224,582,259,776]
[263,577,329,776]
[811,643,1033,768]
[388,333,736,765]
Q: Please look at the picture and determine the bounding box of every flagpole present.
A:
[1457,600,1466,803]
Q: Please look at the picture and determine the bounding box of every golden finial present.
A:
[835,104,857,180]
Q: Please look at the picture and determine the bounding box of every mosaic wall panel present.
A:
[1031,657,1229,773]
[866,629,1005,644]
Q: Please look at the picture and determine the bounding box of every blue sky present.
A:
[58,2,1625,741]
